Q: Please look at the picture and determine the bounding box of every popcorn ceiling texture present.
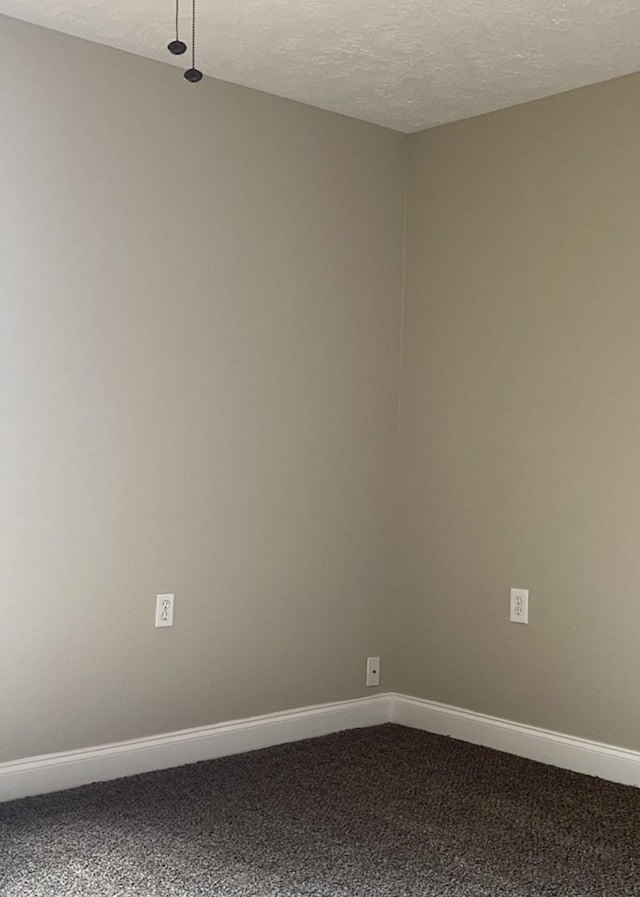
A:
[1,0,639,133]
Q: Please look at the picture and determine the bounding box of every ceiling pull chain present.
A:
[184,0,203,82]
[167,0,187,55]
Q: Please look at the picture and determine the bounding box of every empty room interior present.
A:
[3,2,640,895]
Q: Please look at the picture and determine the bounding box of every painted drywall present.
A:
[397,71,640,750]
[0,14,406,763]
[7,11,640,769]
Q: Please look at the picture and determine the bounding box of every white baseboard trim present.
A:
[4,692,640,804]
[0,694,390,803]
[390,693,640,788]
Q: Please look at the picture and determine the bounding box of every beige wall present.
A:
[0,15,406,763]
[398,72,640,750]
[5,12,640,765]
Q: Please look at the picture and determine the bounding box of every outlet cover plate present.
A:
[155,593,175,628]
[366,656,380,687]
[510,588,529,624]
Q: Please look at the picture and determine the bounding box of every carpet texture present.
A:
[2,724,640,896]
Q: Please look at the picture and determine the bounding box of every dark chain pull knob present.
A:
[168,40,187,55]
[184,68,203,82]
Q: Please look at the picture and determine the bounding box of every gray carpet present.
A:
[1,724,640,896]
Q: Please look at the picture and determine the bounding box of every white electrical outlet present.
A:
[155,593,175,628]
[366,656,380,687]
[510,588,529,624]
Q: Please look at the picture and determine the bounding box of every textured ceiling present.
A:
[1,1,640,132]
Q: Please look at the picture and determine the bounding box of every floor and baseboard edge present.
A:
[4,692,640,802]
[0,694,390,803]
[390,693,640,788]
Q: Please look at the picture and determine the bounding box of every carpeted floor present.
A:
[2,724,640,896]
